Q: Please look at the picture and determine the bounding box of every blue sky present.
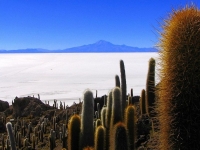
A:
[0,0,200,50]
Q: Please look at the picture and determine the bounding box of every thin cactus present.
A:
[125,105,136,150]
[32,134,35,149]
[110,87,122,129]
[80,90,94,150]
[146,57,155,117]
[101,106,107,127]
[6,122,16,150]
[140,89,147,115]
[67,114,81,150]
[97,103,101,120]
[120,60,127,119]
[110,122,129,150]
[115,75,120,87]
[2,134,5,150]
[94,126,105,150]
[49,129,56,150]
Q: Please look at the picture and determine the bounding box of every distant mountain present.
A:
[0,40,158,53]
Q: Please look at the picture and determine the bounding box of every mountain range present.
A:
[0,40,158,53]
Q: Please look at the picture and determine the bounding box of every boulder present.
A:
[12,96,53,118]
[0,100,9,112]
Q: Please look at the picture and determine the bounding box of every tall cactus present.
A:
[105,90,112,150]
[80,90,94,150]
[2,134,5,150]
[120,60,127,118]
[94,126,105,150]
[125,105,136,150]
[105,91,112,128]
[101,106,106,127]
[146,57,155,117]
[158,5,200,150]
[97,103,101,120]
[6,122,16,150]
[32,134,35,149]
[110,122,129,150]
[49,129,56,150]
[110,87,122,129]
[140,89,147,115]
[68,114,81,150]
[115,75,120,87]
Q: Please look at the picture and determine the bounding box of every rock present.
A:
[12,96,53,118]
[0,120,6,133]
[4,105,13,116]
[136,114,152,148]
[94,95,107,112]
[0,100,9,112]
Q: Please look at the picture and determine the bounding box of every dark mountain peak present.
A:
[94,40,113,45]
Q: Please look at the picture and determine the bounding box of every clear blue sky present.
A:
[0,0,199,50]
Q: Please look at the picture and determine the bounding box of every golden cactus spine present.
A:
[125,105,136,150]
[158,5,200,150]
[94,126,105,150]
[67,114,81,150]
[110,87,122,129]
[110,122,129,150]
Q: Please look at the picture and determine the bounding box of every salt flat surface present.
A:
[0,53,159,106]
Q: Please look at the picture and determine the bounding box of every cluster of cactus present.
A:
[65,59,156,150]
[1,57,157,150]
[1,115,70,149]
[2,5,200,150]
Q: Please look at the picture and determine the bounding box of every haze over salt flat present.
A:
[0,52,159,106]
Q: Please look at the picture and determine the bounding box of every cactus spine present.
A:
[158,5,200,150]
[67,114,81,150]
[146,57,155,117]
[80,90,94,149]
[125,105,136,150]
[94,126,105,150]
[6,122,16,150]
[120,60,127,118]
